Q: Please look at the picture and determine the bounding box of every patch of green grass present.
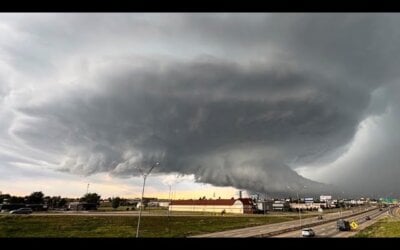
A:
[0,215,306,237]
[354,218,400,237]
[97,206,132,211]
[97,206,168,213]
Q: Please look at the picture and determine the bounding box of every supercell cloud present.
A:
[1,13,400,196]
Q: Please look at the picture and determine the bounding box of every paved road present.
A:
[191,206,378,237]
[273,207,387,237]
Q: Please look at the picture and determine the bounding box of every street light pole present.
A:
[287,185,306,230]
[297,191,302,229]
[339,191,344,219]
[136,162,159,238]
[168,184,171,218]
[340,204,343,218]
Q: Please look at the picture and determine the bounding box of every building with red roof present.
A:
[169,198,255,214]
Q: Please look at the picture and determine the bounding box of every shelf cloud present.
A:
[1,13,400,196]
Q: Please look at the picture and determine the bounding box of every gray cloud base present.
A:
[12,58,375,195]
[1,13,400,196]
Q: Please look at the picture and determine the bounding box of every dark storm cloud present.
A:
[2,13,400,196]
[310,83,400,198]
[12,57,374,194]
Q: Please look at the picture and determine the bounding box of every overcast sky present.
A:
[0,13,400,199]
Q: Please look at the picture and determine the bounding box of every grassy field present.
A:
[354,218,400,237]
[0,214,309,237]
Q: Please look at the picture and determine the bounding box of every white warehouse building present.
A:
[169,198,255,214]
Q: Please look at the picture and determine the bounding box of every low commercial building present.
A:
[147,201,159,207]
[272,200,290,211]
[320,195,332,202]
[158,201,170,208]
[290,202,326,210]
[169,198,255,214]
[68,202,97,211]
[256,200,274,213]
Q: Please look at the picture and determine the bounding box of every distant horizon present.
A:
[1,189,392,201]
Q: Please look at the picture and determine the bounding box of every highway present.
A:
[273,207,387,237]
[191,206,380,237]
[1,205,391,238]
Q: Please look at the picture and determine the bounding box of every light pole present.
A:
[338,191,344,219]
[168,184,172,218]
[296,191,302,229]
[287,185,307,230]
[263,194,266,215]
[136,161,160,238]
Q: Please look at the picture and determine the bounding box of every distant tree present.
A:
[80,193,101,205]
[10,196,25,203]
[26,191,45,204]
[120,198,128,206]
[58,198,67,208]
[44,196,51,206]
[111,197,121,210]
[44,196,53,208]
[0,194,11,203]
[44,196,67,209]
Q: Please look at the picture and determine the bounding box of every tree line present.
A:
[0,191,103,209]
[0,191,138,210]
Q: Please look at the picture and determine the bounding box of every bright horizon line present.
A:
[0,187,244,200]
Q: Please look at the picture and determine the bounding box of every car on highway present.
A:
[301,228,315,237]
[365,216,371,220]
[317,215,323,220]
[337,219,351,231]
[9,208,33,214]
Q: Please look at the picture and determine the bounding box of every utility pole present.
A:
[339,191,344,219]
[264,192,267,215]
[86,183,90,195]
[136,161,160,238]
[297,191,302,229]
[287,185,306,230]
[168,184,172,218]
[166,184,172,235]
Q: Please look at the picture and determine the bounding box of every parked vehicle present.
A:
[301,228,315,237]
[9,208,33,214]
[365,216,371,220]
